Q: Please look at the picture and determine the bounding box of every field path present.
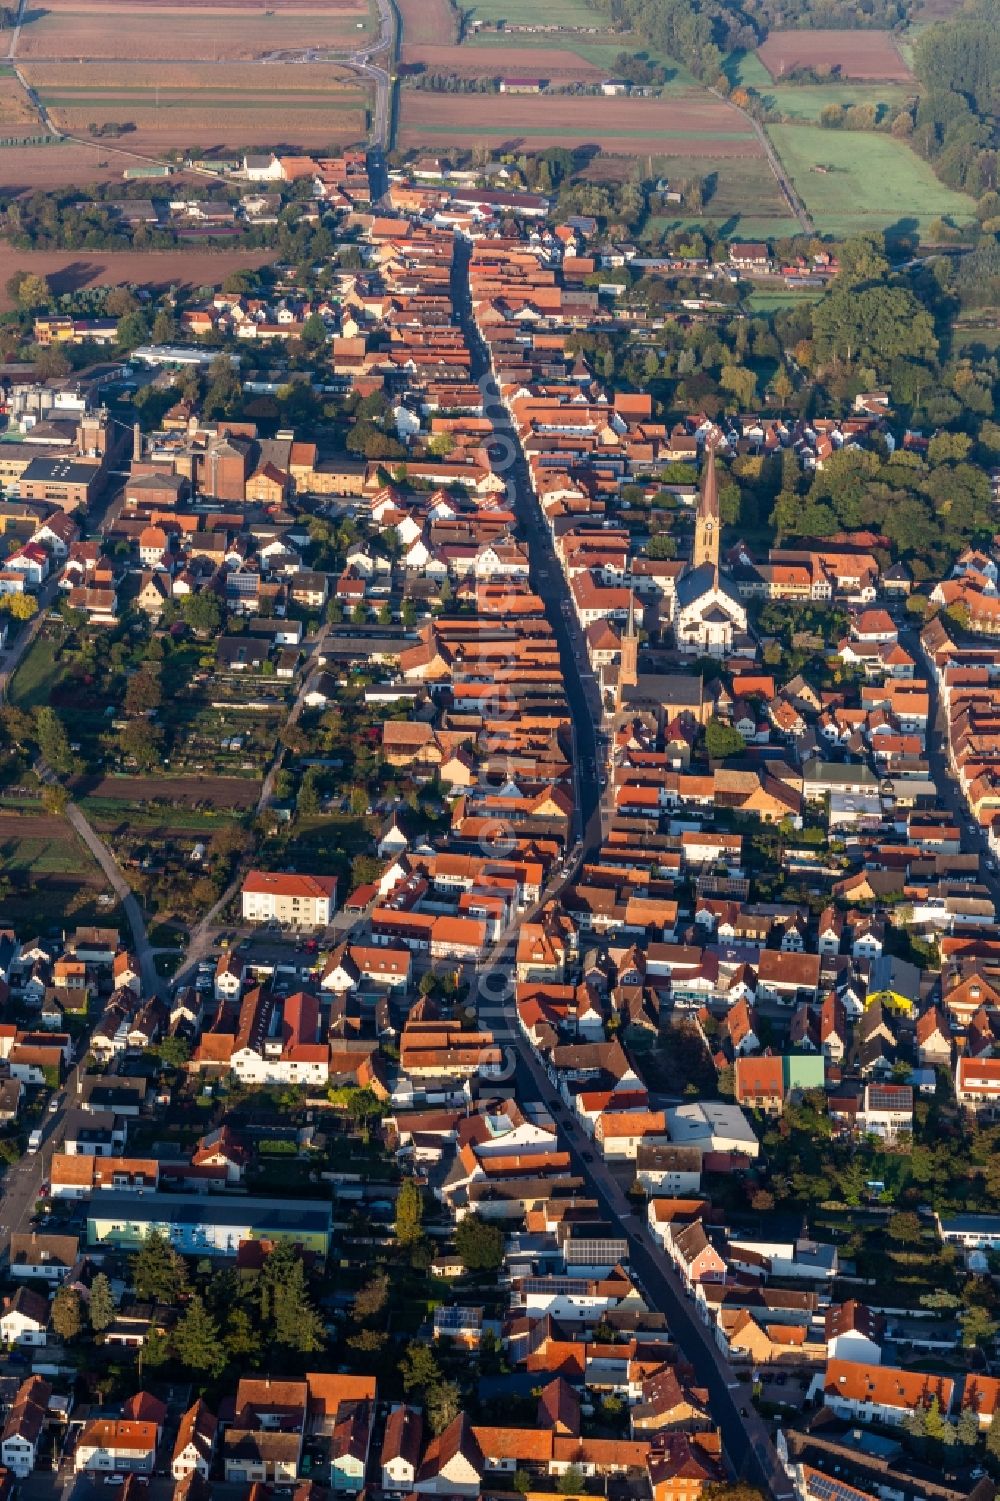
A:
[712,85,812,231]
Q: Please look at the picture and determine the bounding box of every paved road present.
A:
[0,1059,86,1262]
[451,238,603,853]
[453,238,792,1498]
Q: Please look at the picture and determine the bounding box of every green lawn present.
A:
[9,630,64,709]
[726,48,909,121]
[466,0,600,23]
[766,81,909,122]
[646,151,797,236]
[724,49,774,91]
[464,28,698,82]
[748,288,825,311]
[767,124,975,233]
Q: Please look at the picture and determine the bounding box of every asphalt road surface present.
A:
[454,240,792,1498]
[451,239,603,857]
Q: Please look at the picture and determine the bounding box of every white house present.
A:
[0,1288,49,1346]
[0,1375,51,1478]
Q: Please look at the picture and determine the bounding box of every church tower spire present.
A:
[620,591,638,692]
[692,442,720,572]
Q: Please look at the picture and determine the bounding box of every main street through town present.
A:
[451,241,795,1500]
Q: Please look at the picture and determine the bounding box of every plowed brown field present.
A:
[399,90,763,156]
[397,0,459,45]
[757,30,912,80]
[18,12,369,58]
[0,248,279,308]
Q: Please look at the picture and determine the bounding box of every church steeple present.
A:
[692,442,720,572]
[620,592,638,692]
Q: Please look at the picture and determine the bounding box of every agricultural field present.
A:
[464,0,603,25]
[0,248,280,309]
[0,808,112,933]
[0,139,143,191]
[400,43,605,78]
[399,89,764,157]
[757,29,912,81]
[16,6,374,60]
[0,71,43,137]
[396,0,459,46]
[645,152,797,238]
[726,55,910,121]
[22,63,368,151]
[768,124,974,233]
[763,81,910,122]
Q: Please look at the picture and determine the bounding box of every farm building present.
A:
[499,77,545,93]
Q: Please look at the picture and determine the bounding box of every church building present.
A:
[672,445,751,658]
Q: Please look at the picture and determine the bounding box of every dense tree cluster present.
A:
[910,0,1000,195]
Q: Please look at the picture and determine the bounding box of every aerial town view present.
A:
[0,0,996,1494]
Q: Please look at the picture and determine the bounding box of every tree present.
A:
[300,312,328,349]
[345,1086,384,1142]
[514,1472,532,1495]
[204,353,242,415]
[34,706,74,775]
[18,272,49,310]
[118,718,162,771]
[353,1269,389,1322]
[88,1272,116,1333]
[400,1341,442,1395]
[426,1380,461,1435]
[51,1285,82,1340]
[557,1466,586,1495]
[132,1228,189,1303]
[225,1305,258,1359]
[886,1211,922,1245]
[961,1300,998,1348]
[152,308,176,345]
[6,593,37,621]
[260,1242,325,1353]
[181,591,222,636]
[957,1407,980,1448]
[454,1212,504,1271]
[154,1036,190,1070]
[705,717,746,760]
[125,669,161,715]
[116,311,147,350]
[34,345,70,380]
[721,364,756,408]
[142,1326,170,1368]
[297,768,321,818]
[395,1178,424,1247]
[173,1293,226,1376]
[41,783,69,815]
